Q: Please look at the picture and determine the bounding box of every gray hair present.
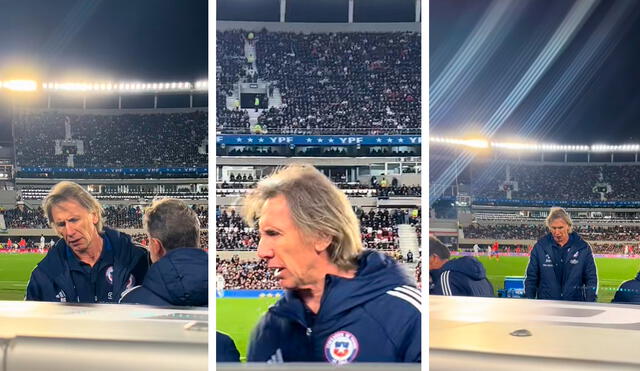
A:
[545,207,573,233]
[43,181,104,232]
[242,163,362,271]
[144,198,200,250]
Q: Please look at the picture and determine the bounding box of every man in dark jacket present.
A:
[119,198,207,306]
[612,272,640,304]
[429,236,493,297]
[244,164,420,364]
[26,181,149,303]
[118,199,239,361]
[525,207,598,301]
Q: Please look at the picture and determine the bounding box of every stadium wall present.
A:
[216,21,420,33]
[0,190,17,208]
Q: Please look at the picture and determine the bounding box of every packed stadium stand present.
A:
[216,30,420,135]
[14,111,207,168]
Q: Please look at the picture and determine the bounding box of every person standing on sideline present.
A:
[524,207,598,302]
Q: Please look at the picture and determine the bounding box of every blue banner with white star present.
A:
[216,135,422,146]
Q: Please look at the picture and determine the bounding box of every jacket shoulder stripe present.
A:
[393,286,422,302]
[440,270,452,296]
[386,290,421,312]
[399,285,422,297]
[118,285,142,303]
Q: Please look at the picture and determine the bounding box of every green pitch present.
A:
[0,253,43,300]
[217,297,278,361]
[476,256,640,303]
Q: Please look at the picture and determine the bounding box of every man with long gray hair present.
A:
[26,181,149,303]
[244,164,420,364]
[525,207,598,301]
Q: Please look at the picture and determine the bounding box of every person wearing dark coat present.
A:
[26,181,149,303]
[612,272,640,304]
[429,236,493,297]
[118,199,239,362]
[525,207,598,302]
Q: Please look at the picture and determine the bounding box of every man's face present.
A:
[51,199,100,254]
[429,255,443,270]
[257,195,325,290]
[549,218,570,246]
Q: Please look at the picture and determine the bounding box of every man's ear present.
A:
[313,234,333,253]
[149,238,166,259]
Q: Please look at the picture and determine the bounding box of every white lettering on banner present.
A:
[269,137,293,144]
[337,137,363,144]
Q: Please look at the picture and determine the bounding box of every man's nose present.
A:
[257,238,273,259]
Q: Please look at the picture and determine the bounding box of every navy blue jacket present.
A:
[612,272,640,304]
[26,227,149,303]
[247,250,421,364]
[429,256,494,297]
[120,248,208,306]
[525,232,598,301]
[217,331,241,362]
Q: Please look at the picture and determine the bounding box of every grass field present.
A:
[217,297,278,361]
[477,255,640,303]
[0,254,43,300]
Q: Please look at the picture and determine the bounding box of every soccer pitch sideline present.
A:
[218,256,640,360]
[0,253,44,300]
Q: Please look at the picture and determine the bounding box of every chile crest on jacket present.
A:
[324,330,360,364]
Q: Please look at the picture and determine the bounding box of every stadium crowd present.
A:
[2,204,208,230]
[216,206,420,252]
[464,223,640,242]
[216,30,420,135]
[14,111,207,168]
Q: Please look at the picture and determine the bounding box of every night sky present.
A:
[0,0,207,81]
[431,0,640,144]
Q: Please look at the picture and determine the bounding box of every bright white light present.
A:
[2,80,37,92]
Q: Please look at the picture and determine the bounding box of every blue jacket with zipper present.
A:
[525,232,598,301]
[429,256,494,297]
[247,250,421,364]
[119,247,208,306]
[25,227,149,303]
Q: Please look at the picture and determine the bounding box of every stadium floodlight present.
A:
[2,80,37,92]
